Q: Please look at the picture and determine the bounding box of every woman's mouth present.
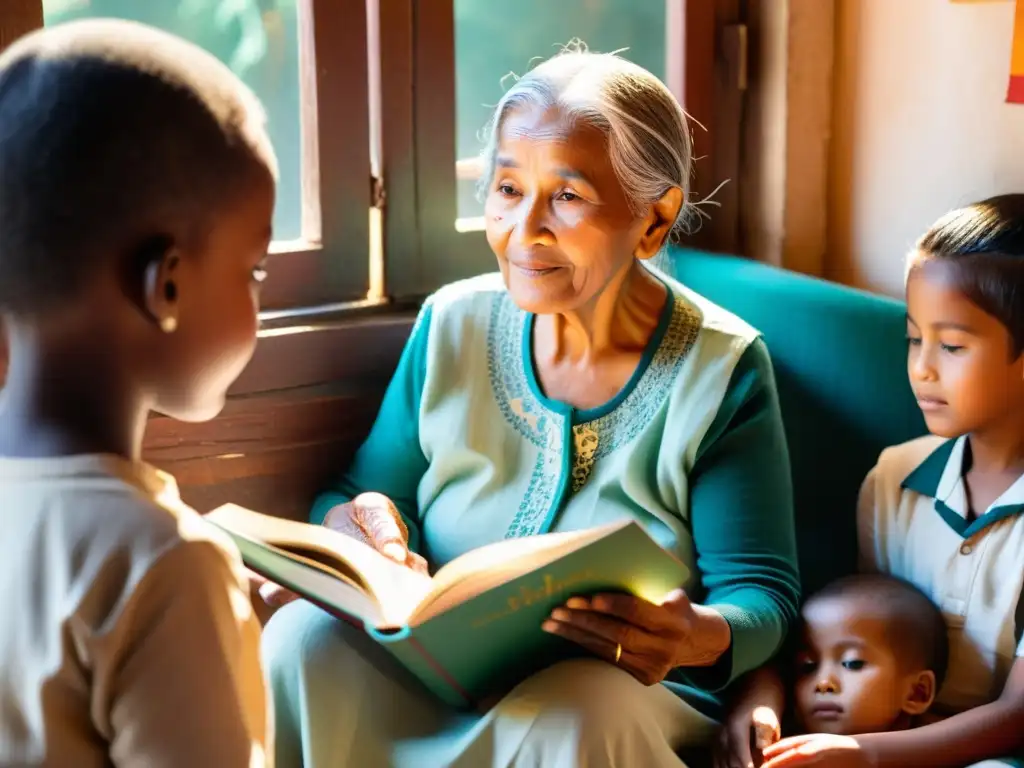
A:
[514,263,560,277]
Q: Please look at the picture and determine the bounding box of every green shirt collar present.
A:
[901,436,1024,538]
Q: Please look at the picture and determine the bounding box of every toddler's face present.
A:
[793,595,915,736]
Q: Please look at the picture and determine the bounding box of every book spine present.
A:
[367,627,475,710]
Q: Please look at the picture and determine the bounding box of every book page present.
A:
[409,521,629,625]
[207,504,434,627]
[233,536,386,626]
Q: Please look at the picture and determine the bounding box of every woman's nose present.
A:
[519,196,556,247]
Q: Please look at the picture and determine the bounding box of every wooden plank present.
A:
[0,0,42,52]
[232,313,413,395]
[146,384,386,520]
[665,0,718,253]
[740,0,836,275]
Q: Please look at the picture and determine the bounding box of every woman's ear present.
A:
[634,186,684,261]
[901,669,937,717]
[141,239,181,334]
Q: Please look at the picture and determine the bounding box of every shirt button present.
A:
[960,542,973,555]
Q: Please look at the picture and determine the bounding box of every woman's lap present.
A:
[262,600,717,768]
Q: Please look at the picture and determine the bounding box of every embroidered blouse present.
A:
[311,270,801,701]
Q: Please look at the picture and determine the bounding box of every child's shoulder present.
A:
[2,455,242,619]
[872,435,948,493]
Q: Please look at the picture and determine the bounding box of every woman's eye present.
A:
[941,343,964,354]
[498,184,518,197]
[796,657,816,674]
[557,190,580,202]
[906,335,922,347]
[842,659,865,671]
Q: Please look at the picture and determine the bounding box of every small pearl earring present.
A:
[160,316,178,334]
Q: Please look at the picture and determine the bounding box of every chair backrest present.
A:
[665,247,927,594]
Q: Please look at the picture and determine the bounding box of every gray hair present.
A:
[477,46,694,242]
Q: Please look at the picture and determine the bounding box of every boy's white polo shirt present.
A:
[858,435,1024,714]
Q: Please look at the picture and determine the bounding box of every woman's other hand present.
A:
[714,704,782,768]
[324,492,429,575]
[541,588,732,686]
[245,568,300,608]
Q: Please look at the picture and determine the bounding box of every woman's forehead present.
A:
[497,105,609,169]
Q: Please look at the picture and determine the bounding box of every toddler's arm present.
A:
[716,665,785,767]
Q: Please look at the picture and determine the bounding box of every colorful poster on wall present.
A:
[1010,0,1024,102]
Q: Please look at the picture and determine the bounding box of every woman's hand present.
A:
[323,492,429,575]
[714,705,782,768]
[541,588,731,686]
[253,492,428,608]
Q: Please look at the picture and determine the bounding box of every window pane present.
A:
[42,0,303,242]
[454,0,667,225]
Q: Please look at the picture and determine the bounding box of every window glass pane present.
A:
[42,0,303,242]
[454,0,667,225]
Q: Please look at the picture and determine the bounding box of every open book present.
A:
[205,504,690,708]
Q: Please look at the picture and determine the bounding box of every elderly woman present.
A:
[261,48,800,767]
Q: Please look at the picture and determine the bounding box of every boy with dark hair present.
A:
[0,19,277,766]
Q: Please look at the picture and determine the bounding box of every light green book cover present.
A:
[207,505,689,709]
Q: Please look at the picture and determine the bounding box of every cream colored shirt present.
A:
[858,436,1024,714]
[0,454,271,767]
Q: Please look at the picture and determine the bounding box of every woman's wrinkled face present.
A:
[484,104,650,315]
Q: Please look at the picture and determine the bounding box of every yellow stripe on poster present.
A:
[1010,0,1024,102]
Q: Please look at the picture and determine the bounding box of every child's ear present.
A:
[901,670,937,717]
[141,238,181,334]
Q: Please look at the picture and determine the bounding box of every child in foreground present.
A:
[714,573,947,768]
[720,195,1024,768]
[0,19,277,766]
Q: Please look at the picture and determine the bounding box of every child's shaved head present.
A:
[794,572,948,736]
[0,18,277,315]
[809,573,949,686]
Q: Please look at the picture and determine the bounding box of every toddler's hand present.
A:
[751,706,782,760]
[714,703,781,768]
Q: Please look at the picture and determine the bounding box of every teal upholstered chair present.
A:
[664,247,927,596]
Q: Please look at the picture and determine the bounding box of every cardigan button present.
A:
[960,542,973,555]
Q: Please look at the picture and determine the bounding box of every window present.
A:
[45,0,305,243]
[2,0,741,319]
[9,0,372,312]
